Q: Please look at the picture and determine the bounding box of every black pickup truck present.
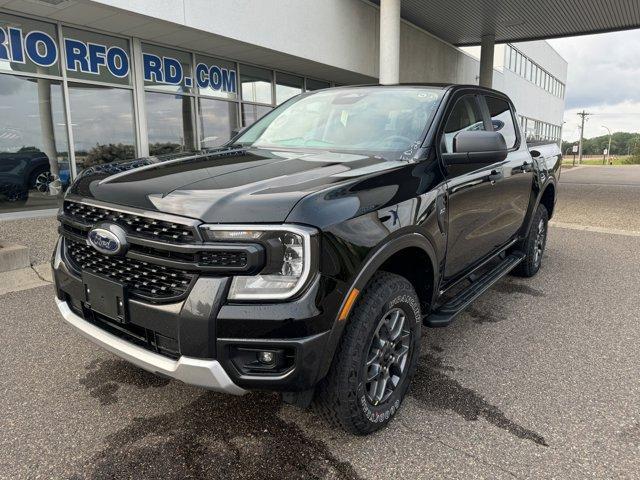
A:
[53,84,560,434]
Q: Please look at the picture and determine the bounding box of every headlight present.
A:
[200,225,315,300]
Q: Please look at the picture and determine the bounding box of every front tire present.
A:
[513,204,549,277]
[314,272,422,435]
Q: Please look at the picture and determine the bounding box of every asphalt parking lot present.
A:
[1,166,639,479]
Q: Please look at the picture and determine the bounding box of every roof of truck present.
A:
[327,83,508,96]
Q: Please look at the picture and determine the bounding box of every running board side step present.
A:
[424,252,525,328]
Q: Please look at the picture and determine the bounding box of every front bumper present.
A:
[55,297,246,395]
[52,236,341,392]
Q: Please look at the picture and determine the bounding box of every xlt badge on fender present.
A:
[87,223,128,256]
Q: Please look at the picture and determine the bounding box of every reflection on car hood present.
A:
[68,147,406,223]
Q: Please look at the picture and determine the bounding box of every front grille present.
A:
[63,201,197,243]
[65,238,196,301]
[200,250,247,268]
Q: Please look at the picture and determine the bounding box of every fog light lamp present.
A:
[258,351,275,364]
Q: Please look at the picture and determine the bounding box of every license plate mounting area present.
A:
[82,270,128,324]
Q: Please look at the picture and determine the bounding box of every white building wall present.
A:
[463,41,567,128]
[501,41,567,127]
[74,0,566,126]
[398,21,480,84]
[89,0,381,79]
[90,0,484,85]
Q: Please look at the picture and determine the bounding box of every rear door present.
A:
[479,94,534,249]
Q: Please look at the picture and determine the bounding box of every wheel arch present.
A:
[353,236,437,314]
[539,181,556,219]
[520,178,557,241]
[315,233,438,383]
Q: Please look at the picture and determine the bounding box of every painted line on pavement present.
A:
[550,222,640,237]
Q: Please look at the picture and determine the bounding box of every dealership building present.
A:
[0,0,569,214]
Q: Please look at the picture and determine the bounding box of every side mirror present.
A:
[443,130,508,165]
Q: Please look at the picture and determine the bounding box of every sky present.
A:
[548,30,640,142]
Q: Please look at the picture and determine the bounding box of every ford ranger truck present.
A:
[52,85,560,434]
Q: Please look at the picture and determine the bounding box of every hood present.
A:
[68,147,406,223]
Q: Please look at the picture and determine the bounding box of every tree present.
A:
[564,132,640,156]
[84,143,135,167]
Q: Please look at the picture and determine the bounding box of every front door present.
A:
[440,94,503,281]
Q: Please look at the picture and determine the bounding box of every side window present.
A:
[485,96,518,148]
[441,96,485,153]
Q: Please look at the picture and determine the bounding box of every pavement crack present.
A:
[398,419,522,479]
[434,437,523,479]
[30,264,51,284]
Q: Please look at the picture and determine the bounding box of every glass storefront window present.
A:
[306,78,330,91]
[240,64,272,104]
[195,54,237,100]
[0,13,60,77]
[68,83,136,170]
[199,98,239,148]
[241,103,272,128]
[275,72,302,104]
[0,74,68,210]
[142,44,193,94]
[145,91,196,155]
[62,27,131,86]
[0,11,343,214]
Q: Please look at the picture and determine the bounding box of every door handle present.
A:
[522,161,532,172]
[488,170,503,183]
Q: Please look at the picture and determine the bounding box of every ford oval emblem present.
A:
[87,223,128,256]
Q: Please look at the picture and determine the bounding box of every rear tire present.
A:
[513,204,548,277]
[313,272,422,435]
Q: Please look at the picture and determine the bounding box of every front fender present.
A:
[314,231,439,383]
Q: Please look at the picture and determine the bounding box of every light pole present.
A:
[601,125,612,165]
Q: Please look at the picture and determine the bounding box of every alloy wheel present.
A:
[364,307,411,405]
[533,218,546,267]
[35,171,53,193]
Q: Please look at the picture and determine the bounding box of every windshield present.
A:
[235,87,444,155]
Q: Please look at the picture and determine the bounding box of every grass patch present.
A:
[562,155,640,166]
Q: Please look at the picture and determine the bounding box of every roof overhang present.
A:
[371,0,640,46]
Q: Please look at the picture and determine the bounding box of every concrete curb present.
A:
[0,263,53,296]
[0,243,30,273]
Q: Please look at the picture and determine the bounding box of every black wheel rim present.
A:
[533,218,546,267]
[364,307,411,406]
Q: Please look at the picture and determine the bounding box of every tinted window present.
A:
[145,91,196,155]
[195,54,237,100]
[142,44,193,94]
[240,65,272,104]
[0,74,68,211]
[275,72,303,104]
[0,13,60,77]
[441,96,485,153]
[306,78,330,91]
[485,96,517,148]
[63,27,131,86]
[198,98,239,148]
[68,83,136,170]
[241,103,272,127]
